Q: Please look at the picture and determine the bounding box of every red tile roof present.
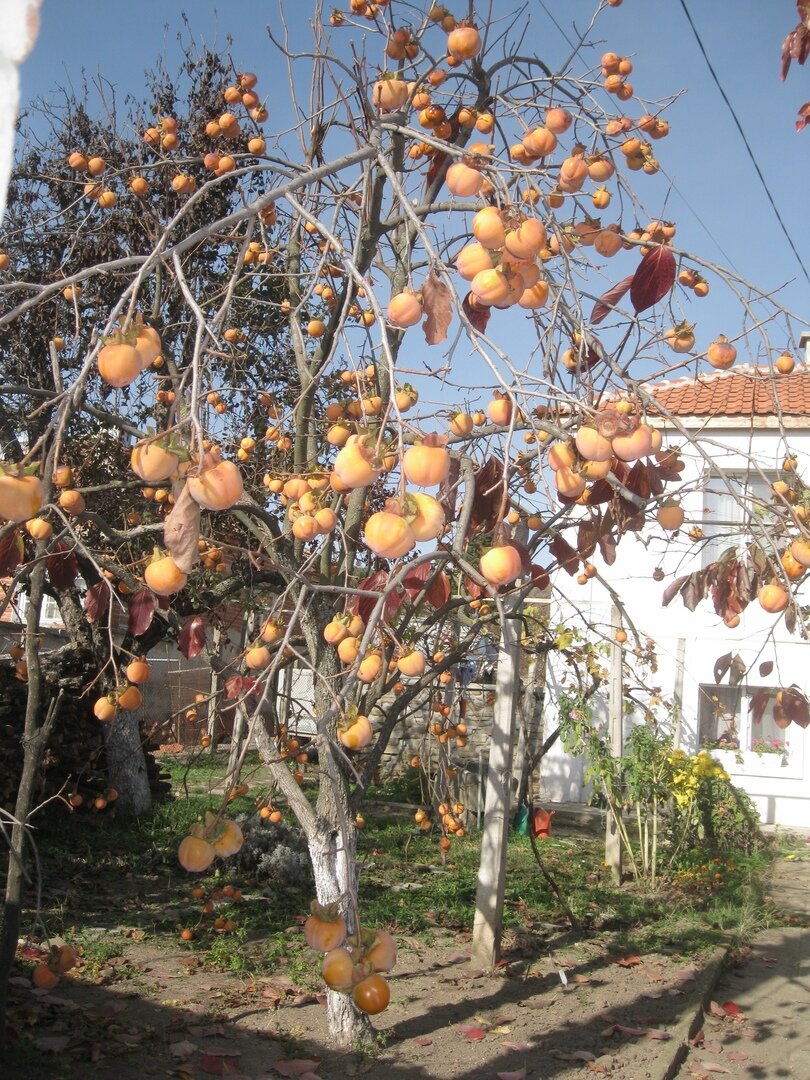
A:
[648,364,810,418]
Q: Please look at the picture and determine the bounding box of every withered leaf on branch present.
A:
[48,542,79,591]
[178,615,207,660]
[713,652,732,684]
[127,588,156,636]
[0,529,22,576]
[591,275,633,325]
[164,483,201,574]
[630,246,676,312]
[84,579,112,624]
[422,270,453,345]
[462,290,491,334]
[549,533,580,576]
[468,458,508,536]
[349,569,389,625]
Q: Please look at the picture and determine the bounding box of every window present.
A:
[701,471,776,567]
[15,589,63,627]
[698,684,788,755]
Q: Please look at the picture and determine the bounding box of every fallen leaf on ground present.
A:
[616,955,642,967]
[457,1026,487,1040]
[413,1037,432,1046]
[700,1040,723,1054]
[503,1042,533,1052]
[647,1029,672,1041]
[602,1024,648,1038]
[170,1040,197,1058]
[549,1049,596,1062]
[675,968,697,981]
[199,1051,242,1076]
[709,1001,727,1017]
[721,1001,743,1016]
[273,1061,322,1077]
[496,1069,527,1080]
[698,1063,731,1075]
[727,1051,748,1062]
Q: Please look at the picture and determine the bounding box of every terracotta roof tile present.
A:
[648,364,810,418]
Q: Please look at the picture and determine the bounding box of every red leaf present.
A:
[457,1026,487,1041]
[47,542,79,591]
[128,588,156,637]
[708,1000,726,1017]
[462,291,491,334]
[179,616,207,660]
[414,1037,433,1046]
[549,534,580,575]
[468,458,508,535]
[616,955,642,967]
[84,579,112,623]
[591,275,633,324]
[224,675,258,700]
[530,564,550,590]
[422,270,453,345]
[199,1050,241,1075]
[350,569,389,625]
[759,660,774,677]
[721,1000,743,1016]
[402,561,431,597]
[713,652,732,684]
[630,246,676,312]
[426,570,450,608]
[0,528,23,575]
[465,575,483,600]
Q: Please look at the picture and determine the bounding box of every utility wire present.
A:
[678,0,810,290]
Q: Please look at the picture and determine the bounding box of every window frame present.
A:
[701,469,778,568]
[698,682,796,765]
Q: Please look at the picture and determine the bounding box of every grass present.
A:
[11,765,778,985]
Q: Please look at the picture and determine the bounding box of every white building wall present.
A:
[542,419,810,826]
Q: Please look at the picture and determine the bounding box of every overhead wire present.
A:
[678,0,810,290]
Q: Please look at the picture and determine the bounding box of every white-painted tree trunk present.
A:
[308,814,371,1046]
[470,594,522,968]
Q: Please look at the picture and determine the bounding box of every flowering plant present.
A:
[750,737,786,756]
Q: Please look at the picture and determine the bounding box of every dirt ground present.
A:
[6,920,720,1080]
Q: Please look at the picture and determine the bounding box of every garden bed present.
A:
[2,757,778,1079]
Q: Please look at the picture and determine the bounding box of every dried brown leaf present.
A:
[164,484,201,574]
[422,271,453,345]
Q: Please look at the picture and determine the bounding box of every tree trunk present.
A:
[0,564,61,1039]
[103,712,151,815]
[302,607,371,1048]
[308,811,370,1047]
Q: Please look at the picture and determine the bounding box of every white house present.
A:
[541,356,810,827]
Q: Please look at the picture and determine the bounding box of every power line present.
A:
[678,0,810,290]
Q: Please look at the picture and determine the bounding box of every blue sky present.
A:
[15,0,810,371]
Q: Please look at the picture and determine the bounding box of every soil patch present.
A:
[7,927,716,1080]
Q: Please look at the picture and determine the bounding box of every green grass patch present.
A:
[18,773,776,981]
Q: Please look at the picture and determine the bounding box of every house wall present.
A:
[542,419,810,826]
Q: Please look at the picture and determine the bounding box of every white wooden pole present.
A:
[605,604,624,886]
[471,593,522,968]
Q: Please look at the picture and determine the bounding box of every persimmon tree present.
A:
[0,0,806,1047]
